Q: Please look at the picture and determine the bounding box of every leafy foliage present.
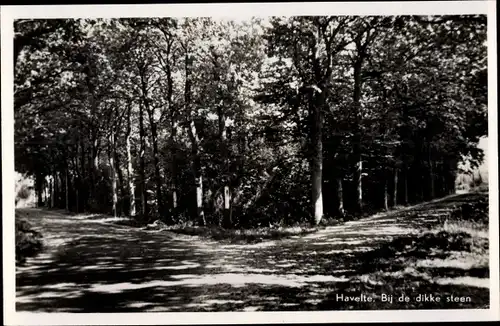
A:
[16,216,44,264]
[14,16,487,227]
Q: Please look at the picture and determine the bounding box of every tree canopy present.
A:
[14,15,487,227]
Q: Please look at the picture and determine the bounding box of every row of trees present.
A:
[14,15,487,227]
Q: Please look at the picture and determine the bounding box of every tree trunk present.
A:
[113,145,125,215]
[50,175,54,208]
[428,144,435,199]
[336,176,345,217]
[185,49,205,226]
[35,173,44,207]
[355,160,363,211]
[353,59,364,213]
[166,48,178,220]
[149,117,164,221]
[43,179,48,206]
[139,103,148,220]
[420,174,425,202]
[80,139,87,211]
[56,172,61,208]
[403,166,409,204]
[189,120,206,226]
[71,146,81,211]
[170,126,178,215]
[393,168,398,207]
[383,175,389,211]
[58,172,63,208]
[223,185,231,227]
[76,185,79,213]
[142,68,165,221]
[310,89,324,225]
[219,111,232,228]
[439,162,446,197]
[196,173,205,226]
[65,166,69,211]
[126,103,137,217]
[109,131,118,217]
[90,131,100,203]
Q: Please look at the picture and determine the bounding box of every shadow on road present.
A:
[15,192,489,312]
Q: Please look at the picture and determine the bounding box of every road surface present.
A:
[15,194,489,311]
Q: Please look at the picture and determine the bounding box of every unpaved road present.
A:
[15,194,489,312]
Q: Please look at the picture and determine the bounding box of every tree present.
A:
[262,16,351,225]
[14,16,487,229]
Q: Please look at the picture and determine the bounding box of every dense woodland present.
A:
[14,16,487,227]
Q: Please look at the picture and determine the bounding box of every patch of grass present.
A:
[167,224,319,244]
[442,219,488,240]
[104,217,143,228]
[440,192,488,256]
[344,191,490,309]
[368,230,475,262]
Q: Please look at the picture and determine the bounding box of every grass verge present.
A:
[166,224,319,244]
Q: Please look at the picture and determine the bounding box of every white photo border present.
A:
[2,1,498,324]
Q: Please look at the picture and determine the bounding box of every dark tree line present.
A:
[14,16,487,227]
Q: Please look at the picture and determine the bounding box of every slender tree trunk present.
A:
[89,139,94,203]
[58,172,63,208]
[172,190,177,211]
[420,172,425,202]
[447,162,457,195]
[150,119,164,220]
[50,175,54,208]
[42,179,47,206]
[45,180,50,207]
[126,103,137,217]
[429,161,435,199]
[80,139,87,211]
[310,88,324,225]
[89,131,100,204]
[55,172,61,208]
[95,145,101,170]
[439,162,446,197]
[141,68,165,220]
[109,131,118,217]
[336,176,345,217]
[139,103,148,220]
[353,59,364,213]
[75,181,79,213]
[170,125,178,215]
[185,49,205,226]
[404,166,409,204]
[393,168,398,207]
[428,144,435,199]
[166,46,178,219]
[114,146,125,215]
[355,160,363,211]
[55,172,59,208]
[35,173,44,207]
[219,112,232,228]
[189,120,206,226]
[196,173,205,225]
[383,175,389,211]
[224,185,231,226]
[65,166,69,211]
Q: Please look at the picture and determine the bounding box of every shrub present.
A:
[450,199,488,223]
[16,217,43,264]
[16,185,32,201]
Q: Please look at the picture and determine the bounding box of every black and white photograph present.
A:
[2,1,499,324]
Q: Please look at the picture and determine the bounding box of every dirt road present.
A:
[15,193,489,311]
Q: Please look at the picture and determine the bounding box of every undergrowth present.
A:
[16,214,44,264]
